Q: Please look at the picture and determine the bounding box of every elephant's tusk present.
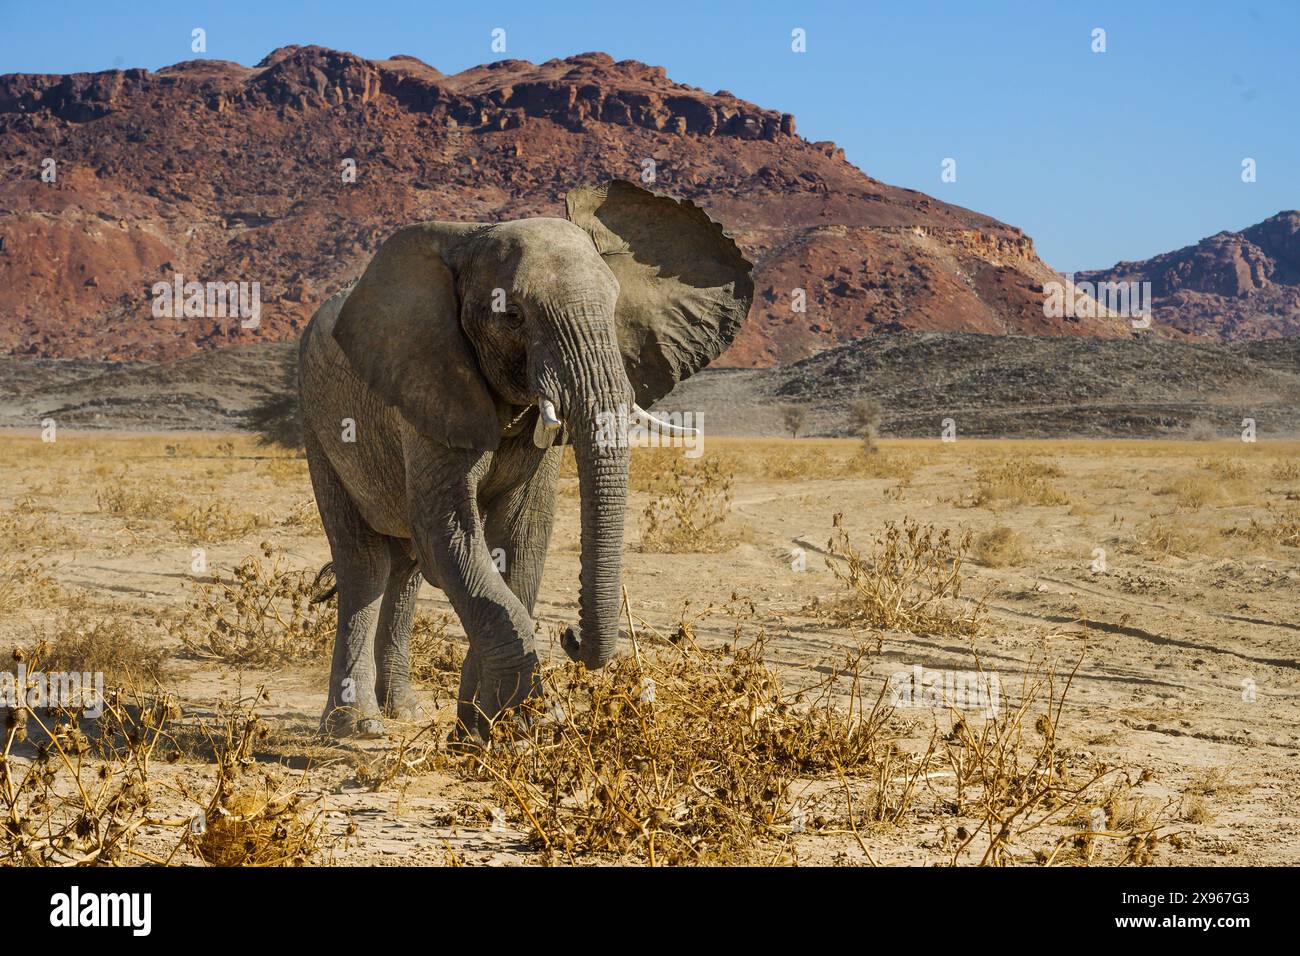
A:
[631,403,699,439]
[537,397,562,430]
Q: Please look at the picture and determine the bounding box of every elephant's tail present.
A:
[309,562,337,604]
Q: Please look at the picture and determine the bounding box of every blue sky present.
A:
[2,0,1295,271]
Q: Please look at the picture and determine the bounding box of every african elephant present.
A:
[298,180,753,740]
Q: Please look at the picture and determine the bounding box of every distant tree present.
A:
[849,398,883,453]
[781,405,808,439]
[246,354,304,451]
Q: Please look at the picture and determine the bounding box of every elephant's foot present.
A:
[378,687,424,723]
[320,705,386,740]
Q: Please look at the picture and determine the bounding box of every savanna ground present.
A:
[1,431,1298,866]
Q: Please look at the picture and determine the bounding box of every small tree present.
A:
[246,354,304,451]
[781,405,808,439]
[849,398,883,453]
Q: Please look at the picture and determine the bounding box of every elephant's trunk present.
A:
[551,342,632,672]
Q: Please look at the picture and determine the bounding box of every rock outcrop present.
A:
[1078,211,1300,340]
[0,45,1130,362]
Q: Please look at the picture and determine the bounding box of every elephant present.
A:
[297,179,754,740]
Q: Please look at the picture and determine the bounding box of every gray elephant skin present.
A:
[297,180,754,739]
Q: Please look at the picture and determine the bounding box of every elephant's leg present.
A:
[307,434,389,739]
[455,445,560,737]
[483,445,563,616]
[407,454,539,743]
[374,539,422,721]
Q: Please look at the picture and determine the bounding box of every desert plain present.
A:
[1,431,1298,866]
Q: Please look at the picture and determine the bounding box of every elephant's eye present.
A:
[501,305,524,329]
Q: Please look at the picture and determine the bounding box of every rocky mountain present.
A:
[1,45,1130,363]
[5,334,1296,439]
[1078,211,1300,340]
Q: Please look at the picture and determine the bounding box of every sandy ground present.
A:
[1,432,1298,866]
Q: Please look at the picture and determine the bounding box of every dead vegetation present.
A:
[639,458,739,553]
[97,485,266,541]
[1,432,1293,866]
[29,613,170,686]
[361,600,1178,866]
[972,526,1031,568]
[1223,504,1300,549]
[180,544,336,666]
[0,649,327,867]
[967,460,1070,509]
[818,514,985,637]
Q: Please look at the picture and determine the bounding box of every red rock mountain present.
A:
[0,45,1130,363]
[1078,212,1300,340]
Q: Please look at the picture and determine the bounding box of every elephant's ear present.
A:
[566,180,754,407]
[332,224,501,451]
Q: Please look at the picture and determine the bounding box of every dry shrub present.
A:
[1157,473,1227,511]
[0,510,84,551]
[973,526,1030,568]
[640,458,738,553]
[1222,504,1300,549]
[1134,515,1210,558]
[759,447,840,480]
[31,614,170,686]
[184,689,326,866]
[409,613,465,701]
[968,460,1070,509]
[472,622,893,864]
[277,497,324,532]
[1197,457,1248,481]
[1270,460,1300,481]
[850,451,918,481]
[820,514,985,637]
[170,501,266,542]
[0,558,62,613]
[258,457,308,482]
[0,672,181,865]
[942,655,1175,866]
[0,658,328,867]
[96,486,180,522]
[181,545,336,666]
[433,606,1173,866]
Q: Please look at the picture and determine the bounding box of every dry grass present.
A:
[277,497,325,533]
[1223,504,1300,549]
[0,509,85,550]
[818,514,985,637]
[1157,473,1232,511]
[169,501,266,542]
[967,460,1070,509]
[28,613,170,686]
[972,526,1031,568]
[639,458,740,553]
[409,613,465,703]
[1133,515,1214,558]
[0,558,63,613]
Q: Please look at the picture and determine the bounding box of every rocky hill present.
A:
[4,335,1296,439]
[1079,211,1300,340]
[0,45,1129,364]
